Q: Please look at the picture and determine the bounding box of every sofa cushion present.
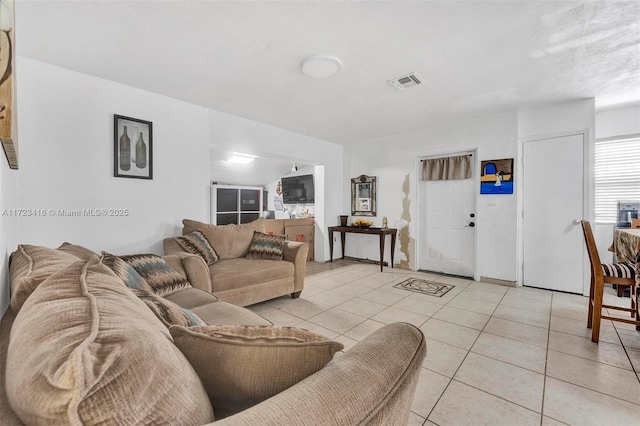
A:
[164,287,220,309]
[246,231,285,261]
[170,325,343,414]
[120,253,191,297]
[175,230,220,265]
[6,257,214,425]
[57,242,98,260]
[182,218,266,259]
[210,258,294,292]
[190,301,272,326]
[9,244,81,312]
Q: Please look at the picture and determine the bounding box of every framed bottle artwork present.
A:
[114,114,152,179]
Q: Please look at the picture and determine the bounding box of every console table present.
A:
[328,226,398,272]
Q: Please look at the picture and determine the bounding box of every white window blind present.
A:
[594,137,640,223]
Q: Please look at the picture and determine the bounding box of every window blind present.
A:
[594,137,640,223]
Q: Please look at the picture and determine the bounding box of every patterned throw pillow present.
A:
[120,253,191,297]
[246,231,286,261]
[101,252,152,291]
[133,288,204,328]
[170,325,343,415]
[174,230,219,265]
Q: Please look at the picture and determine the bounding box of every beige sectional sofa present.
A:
[0,242,426,425]
[164,218,309,306]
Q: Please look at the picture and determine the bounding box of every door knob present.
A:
[467,222,475,227]
[470,213,475,218]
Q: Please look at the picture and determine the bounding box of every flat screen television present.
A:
[282,174,315,204]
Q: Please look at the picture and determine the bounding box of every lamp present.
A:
[226,154,255,165]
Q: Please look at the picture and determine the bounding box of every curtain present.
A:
[421,154,471,181]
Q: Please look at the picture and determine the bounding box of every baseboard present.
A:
[480,276,517,287]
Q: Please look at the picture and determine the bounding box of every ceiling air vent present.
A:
[388,73,423,91]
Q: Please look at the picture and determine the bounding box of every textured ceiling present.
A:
[16,1,640,145]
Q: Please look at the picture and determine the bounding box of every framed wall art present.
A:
[480,158,514,194]
[114,114,152,179]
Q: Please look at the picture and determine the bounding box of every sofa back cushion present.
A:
[9,244,82,312]
[57,242,98,260]
[6,257,214,425]
[182,218,266,259]
[170,324,343,415]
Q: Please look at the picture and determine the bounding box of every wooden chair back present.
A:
[581,220,603,283]
[631,218,640,229]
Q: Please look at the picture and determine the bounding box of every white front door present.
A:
[418,158,476,277]
[523,133,585,293]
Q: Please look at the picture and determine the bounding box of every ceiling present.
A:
[16,1,640,145]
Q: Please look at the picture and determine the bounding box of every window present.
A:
[594,136,640,223]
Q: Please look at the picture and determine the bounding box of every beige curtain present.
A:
[421,154,471,181]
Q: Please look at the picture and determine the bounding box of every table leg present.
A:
[329,230,334,263]
[390,232,396,268]
[379,233,385,272]
[340,232,346,260]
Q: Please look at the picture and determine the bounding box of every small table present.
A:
[328,226,398,272]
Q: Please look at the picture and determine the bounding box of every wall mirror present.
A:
[351,175,376,216]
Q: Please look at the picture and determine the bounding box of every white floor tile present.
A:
[410,368,451,418]
[422,338,468,378]
[429,380,540,426]
[548,330,632,370]
[471,332,547,374]
[420,318,480,350]
[432,306,490,330]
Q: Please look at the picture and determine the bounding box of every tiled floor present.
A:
[248,260,640,425]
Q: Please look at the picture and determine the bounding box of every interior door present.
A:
[523,133,585,293]
[418,158,475,277]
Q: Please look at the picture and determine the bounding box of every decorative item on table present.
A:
[351,219,373,228]
[382,217,388,229]
[339,215,348,226]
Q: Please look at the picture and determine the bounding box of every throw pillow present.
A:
[174,230,219,265]
[101,252,152,291]
[119,253,191,297]
[246,231,285,261]
[133,288,205,328]
[170,324,343,414]
[6,257,214,425]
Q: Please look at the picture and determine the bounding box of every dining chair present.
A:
[631,218,640,229]
[581,220,638,342]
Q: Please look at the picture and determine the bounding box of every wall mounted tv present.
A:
[282,174,315,204]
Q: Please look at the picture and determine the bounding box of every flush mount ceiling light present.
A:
[226,154,256,165]
[301,55,343,79]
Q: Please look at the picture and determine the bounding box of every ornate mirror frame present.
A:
[351,175,376,216]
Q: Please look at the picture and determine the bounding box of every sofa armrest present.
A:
[213,322,426,426]
[162,253,212,293]
[282,241,309,293]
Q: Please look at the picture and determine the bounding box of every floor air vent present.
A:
[388,73,423,91]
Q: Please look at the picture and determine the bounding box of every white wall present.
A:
[0,57,211,313]
[345,110,519,282]
[208,110,343,262]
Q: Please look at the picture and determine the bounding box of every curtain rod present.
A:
[421,153,473,162]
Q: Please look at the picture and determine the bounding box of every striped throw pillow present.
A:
[101,252,152,291]
[133,288,204,328]
[120,253,191,297]
[174,230,219,265]
[246,231,285,261]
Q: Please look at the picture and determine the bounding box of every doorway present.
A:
[418,151,476,277]
[522,132,586,293]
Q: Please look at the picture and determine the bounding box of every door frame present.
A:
[519,130,592,295]
[414,148,479,280]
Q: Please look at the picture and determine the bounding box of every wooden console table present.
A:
[328,226,398,272]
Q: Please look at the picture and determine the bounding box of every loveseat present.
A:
[164,218,309,306]
[0,243,427,425]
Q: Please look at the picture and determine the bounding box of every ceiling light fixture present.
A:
[226,154,256,165]
[301,55,343,79]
